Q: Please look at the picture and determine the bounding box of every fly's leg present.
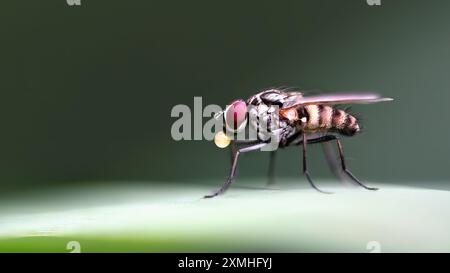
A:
[321,141,348,183]
[298,134,377,190]
[234,140,276,186]
[233,139,261,145]
[230,141,237,165]
[309,135,378,190]
[236,140,277,187]
[204,151,240,199]
[335,138,378,191]
[204,142,268,198]
[302,133,332,194]
[267,151,277,186]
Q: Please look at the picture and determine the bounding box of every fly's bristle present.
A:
[341,106,363,123]
[271,86,303,94]
[358,124,365,134]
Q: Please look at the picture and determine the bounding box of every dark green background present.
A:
[1,0,449,189]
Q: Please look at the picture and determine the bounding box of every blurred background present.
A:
[1,0,449,191]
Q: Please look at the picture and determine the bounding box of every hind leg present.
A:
[335,138,378,190]
[297,134,377,191]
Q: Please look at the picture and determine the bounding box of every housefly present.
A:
[206,88,393,198]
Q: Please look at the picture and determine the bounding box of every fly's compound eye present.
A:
[224,99,248,132]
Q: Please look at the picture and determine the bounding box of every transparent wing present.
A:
[282,93,393,109]
[248,88,304,107]
[321,141,348,184]
[281,91,304,108]
[261,89,303,104]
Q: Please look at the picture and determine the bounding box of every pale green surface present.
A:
[0,181,449,252]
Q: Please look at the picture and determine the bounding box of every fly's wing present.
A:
[256,89,303,106]
[280,91,304,108]
[281,93,393,109]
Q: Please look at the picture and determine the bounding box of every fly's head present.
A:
[224,99,248,133]
[213,99,248,149]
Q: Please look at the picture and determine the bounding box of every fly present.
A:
[206,88,393,198]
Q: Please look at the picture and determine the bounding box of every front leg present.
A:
[204,142,269,198]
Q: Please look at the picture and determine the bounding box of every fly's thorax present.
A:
[248,103,282,141]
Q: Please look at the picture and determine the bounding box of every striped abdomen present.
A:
[300,105,361,136]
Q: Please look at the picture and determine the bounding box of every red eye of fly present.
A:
[225,100,247,131]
